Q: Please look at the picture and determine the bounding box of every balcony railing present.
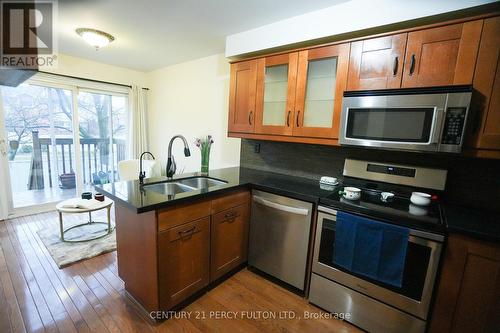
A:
[27,130,127,190]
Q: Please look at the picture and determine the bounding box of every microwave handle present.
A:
[429,108,444,144]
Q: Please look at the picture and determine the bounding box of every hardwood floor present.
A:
[0,211,361,333]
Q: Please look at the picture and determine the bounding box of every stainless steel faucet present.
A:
[166,135,191,178]
[139,151,155,185]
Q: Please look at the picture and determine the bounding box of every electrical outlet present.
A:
[254,143,260,153]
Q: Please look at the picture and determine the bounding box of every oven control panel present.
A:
[441,107,467,145]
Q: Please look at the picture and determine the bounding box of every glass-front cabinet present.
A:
[255,53,298,135]
[293,44,350,138]
[253,44,349,139]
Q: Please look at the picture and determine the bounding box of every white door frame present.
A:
[0,88,14,220]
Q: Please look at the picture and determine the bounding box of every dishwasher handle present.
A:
[253,195,309,216]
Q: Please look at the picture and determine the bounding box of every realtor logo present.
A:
[1,0,58,68]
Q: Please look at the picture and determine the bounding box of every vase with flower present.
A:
[195,135,214,175]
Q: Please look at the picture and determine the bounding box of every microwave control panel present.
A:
[441,107,467,145]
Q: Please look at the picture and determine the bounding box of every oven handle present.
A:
[253,196,309,215]
[429,108,444,144]
[317,208,445,242]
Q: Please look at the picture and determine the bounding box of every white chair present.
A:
[118,159,158,181]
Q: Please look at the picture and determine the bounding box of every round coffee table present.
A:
[56,198,114,242]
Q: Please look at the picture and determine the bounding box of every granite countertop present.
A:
[443,204,500,243]
[97,166,499,243]
[96,167,332,213]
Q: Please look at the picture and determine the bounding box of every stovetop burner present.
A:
[319,178,444,233]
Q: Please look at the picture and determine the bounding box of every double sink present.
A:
[143,176,227,195]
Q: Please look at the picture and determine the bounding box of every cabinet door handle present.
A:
[392,56,398,76]
[248,111,253,125]
[296,111,300,127]
[178,226,196,237]
[224,211,239,222]
[286,111,291,127]
[224,211,237,219]
[409,54,416,76]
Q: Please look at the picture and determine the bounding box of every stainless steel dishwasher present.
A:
[249,190,313,291]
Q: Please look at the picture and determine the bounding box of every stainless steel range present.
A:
[309,159,447,333]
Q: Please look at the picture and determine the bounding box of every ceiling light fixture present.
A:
[76,28,115,50]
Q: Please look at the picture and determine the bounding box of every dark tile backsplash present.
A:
[240,139,500,212]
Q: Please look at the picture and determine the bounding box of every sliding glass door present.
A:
[78,90,128,189]
[0,78,129,213]
[0,83,78,208]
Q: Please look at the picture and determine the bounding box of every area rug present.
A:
[37,219,116,268]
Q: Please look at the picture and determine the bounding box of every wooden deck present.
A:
[0,211,361,333]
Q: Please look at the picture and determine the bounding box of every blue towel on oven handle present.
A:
[333,211,410,288]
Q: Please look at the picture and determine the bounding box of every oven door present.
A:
[312,207,443,320]
[339,93,446,152]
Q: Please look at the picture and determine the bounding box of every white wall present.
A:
[146,53,240,175]
[40,53,147,86]
[226,0,495,57]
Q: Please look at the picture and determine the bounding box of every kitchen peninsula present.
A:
[97,167,328,314]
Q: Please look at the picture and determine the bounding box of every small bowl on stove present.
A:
[339,187,361,201]
[380,192,395,203]
[410,192,431,206]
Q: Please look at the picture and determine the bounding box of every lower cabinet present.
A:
[157,189,250,310]
[429,234,500,333]
[210,203,249,281]
[158,217,210,310]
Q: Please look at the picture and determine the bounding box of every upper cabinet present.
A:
[467,16,500,152]
[251,44,349,139]
[254,53,298,136]
[402,21,482,88]
[228,60,258,133]
[347,21,483,90]
[347,33,407,90]
[293,44,349,138]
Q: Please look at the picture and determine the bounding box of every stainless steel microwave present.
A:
[339,85,472,153]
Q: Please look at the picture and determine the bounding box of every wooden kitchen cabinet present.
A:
[402,21,482,88]
[117,189,250,313]
[228,60,258,133]
[467,16,500,152]
[253,43,349,139]
[210,190,250,281]
[254,53,298,135]
[293,44,349,139]
[346,20,483,90]
[158,217,210,309]
[347,33,407,90]
[211,202,250,281]
[429,234,500,333]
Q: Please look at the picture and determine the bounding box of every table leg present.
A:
[107,206,111,234]
[88,211,92,224]
[59,211,64,241]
